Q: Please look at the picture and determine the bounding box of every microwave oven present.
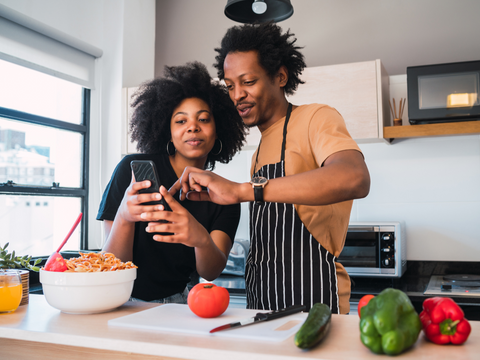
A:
[407,60,480,124]
[337,222,406,278]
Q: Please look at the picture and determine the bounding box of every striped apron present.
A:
[245,103,340,313]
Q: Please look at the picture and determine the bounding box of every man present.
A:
[170,22,370,314]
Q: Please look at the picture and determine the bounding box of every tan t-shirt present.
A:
[250,104,362,314]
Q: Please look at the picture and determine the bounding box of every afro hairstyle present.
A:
[214,21,306,96]
[129,62,246,170]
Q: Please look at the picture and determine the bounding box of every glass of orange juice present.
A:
[0,270,23,313]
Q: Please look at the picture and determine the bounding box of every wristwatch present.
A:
[250,176,269,204]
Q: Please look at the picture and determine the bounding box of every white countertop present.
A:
[1,295,479,360]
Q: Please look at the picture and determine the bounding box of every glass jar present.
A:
[0,270,23,313]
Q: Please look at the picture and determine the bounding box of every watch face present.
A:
[251,176,268,185]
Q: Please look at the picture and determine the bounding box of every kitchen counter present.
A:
[211,261,480,320]
[349,261,480,320]
[1,295,479,360]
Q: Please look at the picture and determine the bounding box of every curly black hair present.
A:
[129,62,246,170]
[214,22,306,96]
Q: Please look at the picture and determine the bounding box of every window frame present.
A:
[0,88,90,250]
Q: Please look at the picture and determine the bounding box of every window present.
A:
[0,59,89,257]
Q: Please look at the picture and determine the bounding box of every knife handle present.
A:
[257,304,306,321]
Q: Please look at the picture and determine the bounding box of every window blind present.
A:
[0,4,102,89]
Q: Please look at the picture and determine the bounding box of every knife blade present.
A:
[209,304,306,333]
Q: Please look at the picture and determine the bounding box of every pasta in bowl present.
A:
[40,252,137,314]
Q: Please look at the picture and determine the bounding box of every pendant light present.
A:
[225,0,294,24]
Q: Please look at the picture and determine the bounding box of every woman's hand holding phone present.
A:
[116,177,166,224]
[128,160,210,245]
[142,186,211,249]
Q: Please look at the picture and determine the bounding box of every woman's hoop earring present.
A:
[166,141,176,156]
[211,139,223,156]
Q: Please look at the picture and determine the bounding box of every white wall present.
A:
[122,0,155,88]
[0,0,156,248]
[354,135,480,261]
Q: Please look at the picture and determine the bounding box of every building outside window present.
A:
[0,59,89,257]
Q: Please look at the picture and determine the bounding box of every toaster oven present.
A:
[338,222,406,278]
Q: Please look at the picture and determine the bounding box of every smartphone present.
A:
[130,160,171,211]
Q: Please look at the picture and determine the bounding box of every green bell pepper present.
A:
[359,288,422,356]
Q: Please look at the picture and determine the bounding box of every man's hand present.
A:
[143,186,234,280]
[141,186,211,248]
[169,166,248,205]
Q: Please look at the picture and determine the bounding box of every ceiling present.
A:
[155,0,480,77]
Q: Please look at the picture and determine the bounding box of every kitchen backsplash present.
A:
[352,133,480,261]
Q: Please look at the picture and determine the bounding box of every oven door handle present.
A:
[348,226,376,232]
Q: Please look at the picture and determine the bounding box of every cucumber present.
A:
[294,303,332,349]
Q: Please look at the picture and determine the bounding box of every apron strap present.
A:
[280,103,293,162]
[253,103,293,175]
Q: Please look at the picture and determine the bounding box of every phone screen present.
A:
[130,160,171,211]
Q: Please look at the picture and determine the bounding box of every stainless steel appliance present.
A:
[407,60,480,124]
[222,239,249,276]
[338,221,405,278]
[424,275,480,298]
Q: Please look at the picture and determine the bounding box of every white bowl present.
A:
[40,268,136,314]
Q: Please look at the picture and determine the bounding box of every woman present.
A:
[96,62,246,303]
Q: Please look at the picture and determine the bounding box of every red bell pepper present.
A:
[420,297,471,345]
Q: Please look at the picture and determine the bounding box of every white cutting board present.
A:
[109,304,307,342]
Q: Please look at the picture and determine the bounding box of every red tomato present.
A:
[358,294,375,318]
[188,283,230,318]
[44,252,68,272]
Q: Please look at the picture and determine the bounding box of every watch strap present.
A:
[253,185,264,204]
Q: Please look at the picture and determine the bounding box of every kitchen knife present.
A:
[209,304,306,333]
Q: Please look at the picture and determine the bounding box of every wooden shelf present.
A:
[384,120,480,140]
